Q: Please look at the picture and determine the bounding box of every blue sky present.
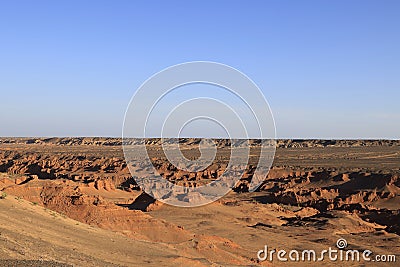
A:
[1,0,399,138]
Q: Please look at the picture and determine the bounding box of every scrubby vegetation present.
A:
[0,191,7,199]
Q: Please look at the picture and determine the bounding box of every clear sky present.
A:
[1,0,399,139]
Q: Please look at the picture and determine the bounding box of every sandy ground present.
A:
[0,194,204,267]
[0,138,399,266]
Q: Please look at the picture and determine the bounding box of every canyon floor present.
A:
[0,138,399,266]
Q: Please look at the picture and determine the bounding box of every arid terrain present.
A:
[0,138,399,266]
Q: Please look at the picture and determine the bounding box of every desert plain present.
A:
[0,138,399,266]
